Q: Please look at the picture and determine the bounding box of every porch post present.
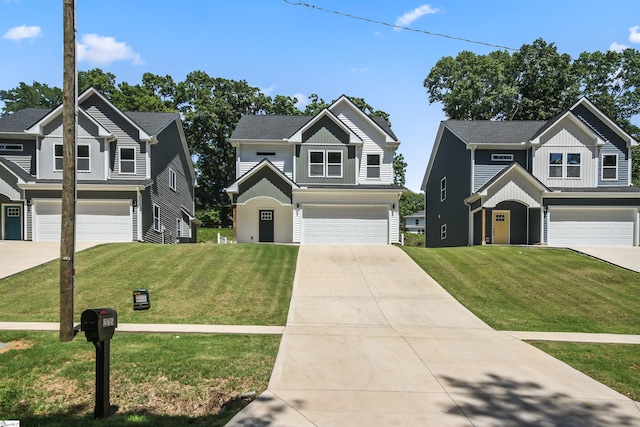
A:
[232,205,237,243]
[481,208,486,245]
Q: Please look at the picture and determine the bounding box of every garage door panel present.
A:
[302,206,388,244]
[35,201,132,242]
[548,208,635,247]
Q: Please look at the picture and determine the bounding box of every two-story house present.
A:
[0,87,198,243]
[422,98,640,247]
[404,210,425,234]
[226,95,403,244]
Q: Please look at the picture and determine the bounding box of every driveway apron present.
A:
[227,245,640,426]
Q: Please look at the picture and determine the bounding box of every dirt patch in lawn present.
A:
[0,339,34,353]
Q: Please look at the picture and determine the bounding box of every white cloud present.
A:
[629,25,640,43]
[3,25,41,42]
[261,83,277,96]
[77,34,143,65]
[293,93,308,110]
[609,41,629,52]
[394,4,439,31]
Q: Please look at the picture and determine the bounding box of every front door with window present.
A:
[259,210,274,242]
[3,205,22,240]
[492,211,510,244]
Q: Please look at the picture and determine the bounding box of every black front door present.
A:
[259,210,274,242]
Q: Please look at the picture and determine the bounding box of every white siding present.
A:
[237,144,293,178]
[484,171,544,208]
[533,120,598,188]
[331,105,394,185]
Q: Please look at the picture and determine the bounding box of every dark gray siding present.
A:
[495,201,527,244]
[572,104,630,186]
[473,210,483,245]
[426,128,471,247]
[143,121,195,244]
[544,198,640,207]
[295,145,356,185]
[529,208,541,245]
[474,150,528,191]
[302,117,349,144]
[25,190,136,200]
[235,167,292,204]
[0,138,36,174]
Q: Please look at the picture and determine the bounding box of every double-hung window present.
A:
[549,153,581,178]
[309,150,343,178]
[602,154,618,180]
[367,154,380,178]
[120,147,136,174]
[441,224,447,240]
[309,151,324,177]
[153,204,161,232]
[440,177,447,202]
[54,144,90,172]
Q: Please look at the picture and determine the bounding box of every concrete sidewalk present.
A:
[0,322,283,335]
[227,245,640,427]
[570,246,640,273]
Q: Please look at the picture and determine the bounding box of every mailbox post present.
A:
[81,308,117,419]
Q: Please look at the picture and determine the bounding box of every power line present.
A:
[282,0,518,51]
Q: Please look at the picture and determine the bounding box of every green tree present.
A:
[78,68,118,98]
[0,82,62,115]
[399,189,424,229]
[393,153,407,187]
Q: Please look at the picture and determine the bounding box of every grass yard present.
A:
[0,243,298,325]
[402,245,640,405]
[0,243,297,424]
[198,227,234,243]
[402,246,640,334]
[0,331,280,425]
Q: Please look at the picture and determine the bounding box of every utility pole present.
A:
[60,0,77,342]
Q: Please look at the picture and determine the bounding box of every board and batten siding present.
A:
[482,169,544,208]
[237,144,293,179]
[532,119,598,188]
[82,95,148,180]
[143,122,195,244]
[331,105,394,185]
[295,144,356,184]
[473,150,527,192]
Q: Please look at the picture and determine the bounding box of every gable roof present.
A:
[0,108,51,133]
[443,120,546,145]
[125,111,180,135]
[226,158,299,194]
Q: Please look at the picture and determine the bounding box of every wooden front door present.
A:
[259,210,274,242]
[492,210,510,244]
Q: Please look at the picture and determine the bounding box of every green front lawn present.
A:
[402,246,640,334]
[403,245,640,405]
[0,243,298,325]
[0,243,297,424]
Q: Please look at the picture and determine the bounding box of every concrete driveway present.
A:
[570,246,640,273]
[0,241,104,279]
[228,245,640,426]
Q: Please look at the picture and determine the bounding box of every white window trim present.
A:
[308,150,325,177]
[153,204,161,232]
[548,152,563,178]
[441,224,447,240]
[54,144,91,172]
[169,168,177,191]
[440,176,447,202]
[602,154,618,181]
[0,143,23,151]
[491,153,513,161]
[566,153,581,179]
[119,147,136,175]
[366,154,381,179]
[326,150,343,178]
[176,217,182,238]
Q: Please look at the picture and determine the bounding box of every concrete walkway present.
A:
[570,246,640,273]
[0,241,104,279]
[227,245,640,427]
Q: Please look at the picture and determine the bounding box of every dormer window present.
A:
[120,147,136,174]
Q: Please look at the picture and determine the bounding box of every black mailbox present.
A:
[81,308,118,342]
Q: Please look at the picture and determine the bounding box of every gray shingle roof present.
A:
[231,115,312,140]
[0,156,33,181]
[444,120,547,144]
[124,111,179,135]
[0,108,51,132]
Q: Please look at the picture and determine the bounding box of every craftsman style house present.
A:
[422,98,640,247]
[0,88,198,243]
[226,95,403,244]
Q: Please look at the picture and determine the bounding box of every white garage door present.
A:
[302,206,388,244]
[548,208,635,246]
[34,200,132,242]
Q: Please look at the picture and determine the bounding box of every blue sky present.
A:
[1,0,639,191]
